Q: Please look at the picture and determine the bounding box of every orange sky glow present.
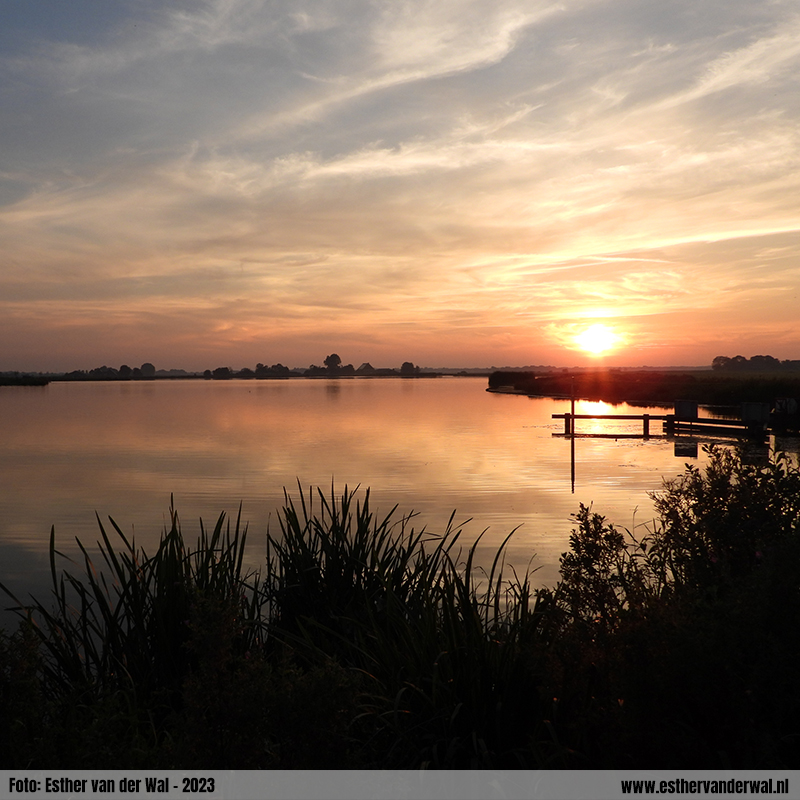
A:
[1,1,799,372]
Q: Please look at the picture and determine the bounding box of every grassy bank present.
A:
[488,368,800,406]
[3,450,800,768]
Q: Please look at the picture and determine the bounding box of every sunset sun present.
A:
[574,323,620,356]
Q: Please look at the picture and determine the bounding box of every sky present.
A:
[2,0,800,372]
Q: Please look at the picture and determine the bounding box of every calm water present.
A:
[1,376,783,616]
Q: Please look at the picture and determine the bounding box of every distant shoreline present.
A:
[0,375,50,386]
[487,368,800,408]
[0,371,495,387]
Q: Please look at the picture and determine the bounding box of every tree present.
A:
[400,361,418,376]
[750,355,780,371]
[324,354,342,373]
[89,365,118,379]
[730,355,748,370]
[140,362,156,377]
[711,356,731,371]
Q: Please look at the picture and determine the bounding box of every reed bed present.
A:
[16,502,263,699]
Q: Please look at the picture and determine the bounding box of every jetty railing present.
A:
[553,413,668,437]
[552,412,768,439]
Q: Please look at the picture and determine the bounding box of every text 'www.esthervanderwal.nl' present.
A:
[622,777,790,796]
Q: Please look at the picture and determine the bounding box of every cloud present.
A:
[666,15,800,107]
[2,0,800,369]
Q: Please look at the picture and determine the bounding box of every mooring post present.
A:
[568,375,576,437]
[570,377,575,422]
[643,413,650,438]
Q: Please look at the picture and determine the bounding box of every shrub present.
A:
[545,446,800,768]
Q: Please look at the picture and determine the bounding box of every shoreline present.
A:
[487,368,800,406]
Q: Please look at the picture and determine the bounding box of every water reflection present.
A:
[674,440,699,459]
[1,378,796,616]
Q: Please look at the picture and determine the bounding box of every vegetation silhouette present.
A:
[2,447,800,768]
[59,363,161,381]
[489,366,800,411]
[713,354,800,372]
[0,374,49,386]
[5,354,443,383]
[324,353,342,373]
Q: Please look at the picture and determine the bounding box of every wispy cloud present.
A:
[1,0,799,369]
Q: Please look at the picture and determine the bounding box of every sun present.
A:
[574,323,620,355]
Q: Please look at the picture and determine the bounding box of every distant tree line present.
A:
[203,364,294,380]
[39,355,426,382]
[204,355,423,379]
[712,355,800,372]
[61,363,158,380]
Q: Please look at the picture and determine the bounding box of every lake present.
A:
[0,376,782,620]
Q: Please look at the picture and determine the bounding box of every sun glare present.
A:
[574,323,620,355]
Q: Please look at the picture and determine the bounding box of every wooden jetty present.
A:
[553,402,771,440]
[553,412,667,438]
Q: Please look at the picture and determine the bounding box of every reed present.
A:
[262,483,550,767]
[1,500,264,703]
[1,485,551,767]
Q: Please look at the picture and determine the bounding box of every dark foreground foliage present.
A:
[3,448,800,768]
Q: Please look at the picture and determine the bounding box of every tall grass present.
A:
[262,484,550,766]
[1,485,552,768]
[1,500,263,703]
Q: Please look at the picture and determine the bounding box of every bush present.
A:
[545,446,800,767]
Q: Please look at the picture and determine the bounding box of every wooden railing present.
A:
[552,413,767,438]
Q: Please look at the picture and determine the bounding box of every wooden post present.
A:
[570,376,575,432]
[564,413,572,436]
[643,413,650,438]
